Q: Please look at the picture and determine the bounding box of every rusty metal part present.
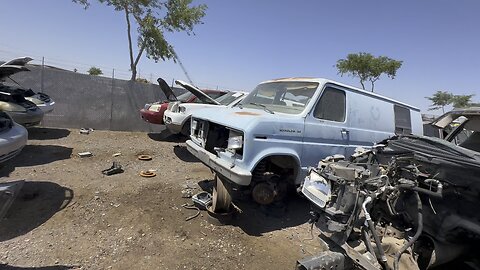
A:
[181,203,200,221]
[137,154,152,161]
[206,205,233,226]
[252,182,276,205]
[234,111,261,116]
[211,175,231,213]
[139,171,156,177]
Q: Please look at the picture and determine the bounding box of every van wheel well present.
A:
[250,156,298,204]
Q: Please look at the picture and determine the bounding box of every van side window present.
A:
[394,105,412,134]
[313,87,346,122]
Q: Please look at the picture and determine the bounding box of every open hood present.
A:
[175,80,220,105]
[431,107,480,128]
[0,57,33,80]
[157,77,178,102]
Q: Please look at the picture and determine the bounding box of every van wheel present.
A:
[212,175,232,213]
[251,174,287,205]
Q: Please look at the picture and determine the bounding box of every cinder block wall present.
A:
[10,66,185,132]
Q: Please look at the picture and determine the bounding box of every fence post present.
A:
[41,57,45,92]
[109,68,115,130]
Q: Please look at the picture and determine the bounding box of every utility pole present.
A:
[172,49,196,87]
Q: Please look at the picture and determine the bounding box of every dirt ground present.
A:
[0,127,325,270]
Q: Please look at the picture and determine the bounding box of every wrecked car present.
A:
[186,77,423,211]
[140,78,226,125]
[0,57,56,114]
[0,90,44,127]
[298,107,480,269]
[164,80,246,135]
[0,111,27,163]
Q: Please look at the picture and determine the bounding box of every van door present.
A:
[302,85,348,167]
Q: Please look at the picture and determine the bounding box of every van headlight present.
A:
[227,130,243,150]
[191,119,198,130]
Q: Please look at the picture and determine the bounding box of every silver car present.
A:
[0,57,52,125]
[0,111,27,163]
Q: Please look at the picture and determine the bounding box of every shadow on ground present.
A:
[0,181,74,242]
[197,179,310,236]
[27,127,71,140]
[147,129,187,143]
[0,145,72,177]
[173,145,198,162]
[0,265,76,270]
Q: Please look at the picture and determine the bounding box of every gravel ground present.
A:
[0,127,324,270]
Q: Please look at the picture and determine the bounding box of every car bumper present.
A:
[37,101,55,114]
[7,109,44,127]
[186,139,252,186]
[164,112,187,134]
[0,123,28,163]
[165,122,182,134]
[140,109,164,125]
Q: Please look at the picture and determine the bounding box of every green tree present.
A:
[426,91,453,113]
[74,0,206,81]
[336,52,402,92]
[88,66,103,76]
[451,94,474,108]
[136,77,149,83]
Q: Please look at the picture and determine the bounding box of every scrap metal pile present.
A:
[300,135,480,270]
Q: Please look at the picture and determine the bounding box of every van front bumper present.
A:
[186,139,252,186]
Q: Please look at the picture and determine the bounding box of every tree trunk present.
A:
[371,81,375,92]
[360,80,365,90]
[124,6,136,81]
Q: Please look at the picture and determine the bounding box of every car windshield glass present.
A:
[240,81,318,114]
[215,92,244,105]
[177,92,193,102]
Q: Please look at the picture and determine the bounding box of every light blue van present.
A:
[186,78,422,209]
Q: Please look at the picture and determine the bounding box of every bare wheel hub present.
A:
[252,182,276,205]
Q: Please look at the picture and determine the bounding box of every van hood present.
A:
[192,106,297,131]
[175,80,220,105]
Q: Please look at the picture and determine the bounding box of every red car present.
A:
[140,78,226,125]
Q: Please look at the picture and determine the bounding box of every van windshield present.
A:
[215,92,244,106]
[240,81,318,114]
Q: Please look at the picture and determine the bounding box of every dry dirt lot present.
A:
[0,127,324,270]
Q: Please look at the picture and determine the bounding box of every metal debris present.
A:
[102,162,124,176]
[78,152,93,158]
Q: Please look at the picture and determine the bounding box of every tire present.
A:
[212,175,232,213]
[181,119,191,136]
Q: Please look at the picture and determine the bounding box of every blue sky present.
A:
[0,0,479,113]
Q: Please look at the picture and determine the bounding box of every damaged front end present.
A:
[298,135,480,270]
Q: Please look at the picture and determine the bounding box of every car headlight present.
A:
[7,104,27,113]
[144,104,151,110]
[179,106,186,113]
[227,130,243,150]
[170,103,179,113]
[302,169,331,208]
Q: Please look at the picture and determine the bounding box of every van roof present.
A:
[262,77,420,112]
